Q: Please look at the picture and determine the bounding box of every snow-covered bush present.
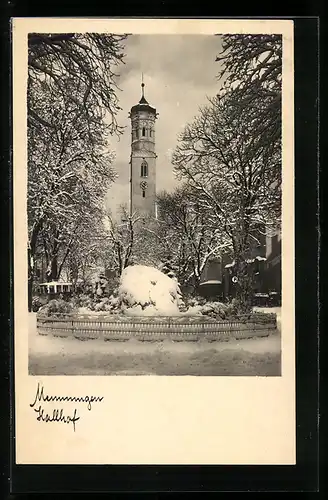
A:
[224,298,240,317]
[183,300,229,319]
[68,291,121,314]
[31,295,47,312]
[183,294,206,308]
[38,299,75,317]
[93,296,121,312]
[118,265,184,316]
[70,294,95,310]
[92,273,109,298]
[249,311,276,324]
[200,301,229,319]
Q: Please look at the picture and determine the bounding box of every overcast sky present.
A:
[105,34,223,214]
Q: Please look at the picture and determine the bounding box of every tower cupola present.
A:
[130,80,157,116]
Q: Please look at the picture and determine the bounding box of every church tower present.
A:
[129,79,158,217]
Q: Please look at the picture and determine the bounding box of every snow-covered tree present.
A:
[216,34,282,144]
[171,35,282,312]
[156,186,229,291]
[28,33,127,136]
[28,78,115,277]
[64,219,111,290]
[27,33,127,310]
[103,205,143,277]
[172,92,281,311]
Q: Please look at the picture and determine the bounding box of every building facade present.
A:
[129,82,158,217]
[264,230,282,294]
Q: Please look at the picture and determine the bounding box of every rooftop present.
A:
[130,80,157,115]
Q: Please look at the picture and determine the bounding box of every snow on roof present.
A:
[225,256,267,268]
[246,256,267,263]
[199,280,222,286]
[39,281,72,286]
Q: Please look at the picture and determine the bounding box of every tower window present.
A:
[150,129,152,137]
[142,127,146,137]
[142,190,146,198]
[141,160,148,178]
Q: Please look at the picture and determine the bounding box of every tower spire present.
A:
[139,73,147,104]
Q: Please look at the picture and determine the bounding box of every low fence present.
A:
[36,314,277,342]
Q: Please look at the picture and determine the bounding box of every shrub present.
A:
[94,297,116,312]
[223,298,240,317]
[200,301,229,319]
[71,294,95,310]
[249,311,277,324]
[38,299,75,317]
[185,294,207,307]
[106,275,120,296]
[223,306,276,324]
[181,294,206,312]
[183,297,277,323]
[182,299,229,319]
[31,295,47,312]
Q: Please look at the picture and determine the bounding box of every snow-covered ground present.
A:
[28,309,281,376]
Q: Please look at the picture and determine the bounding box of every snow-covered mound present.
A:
[118,265,182,316]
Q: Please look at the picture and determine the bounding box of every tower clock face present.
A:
[140,181,148,191]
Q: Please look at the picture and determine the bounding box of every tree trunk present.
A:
[234,252,253,315]
[28,274,33,312]
[28,219,43,312]
[235,273,253,314]
[192,272,200,295]
[46,255,58,281]
[28,247,34,312]
[229,214,254,314]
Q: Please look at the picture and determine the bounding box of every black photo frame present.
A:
[1,11,320,495]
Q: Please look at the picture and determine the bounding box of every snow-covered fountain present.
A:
[117,265,184,317]
[37,265,277,341]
